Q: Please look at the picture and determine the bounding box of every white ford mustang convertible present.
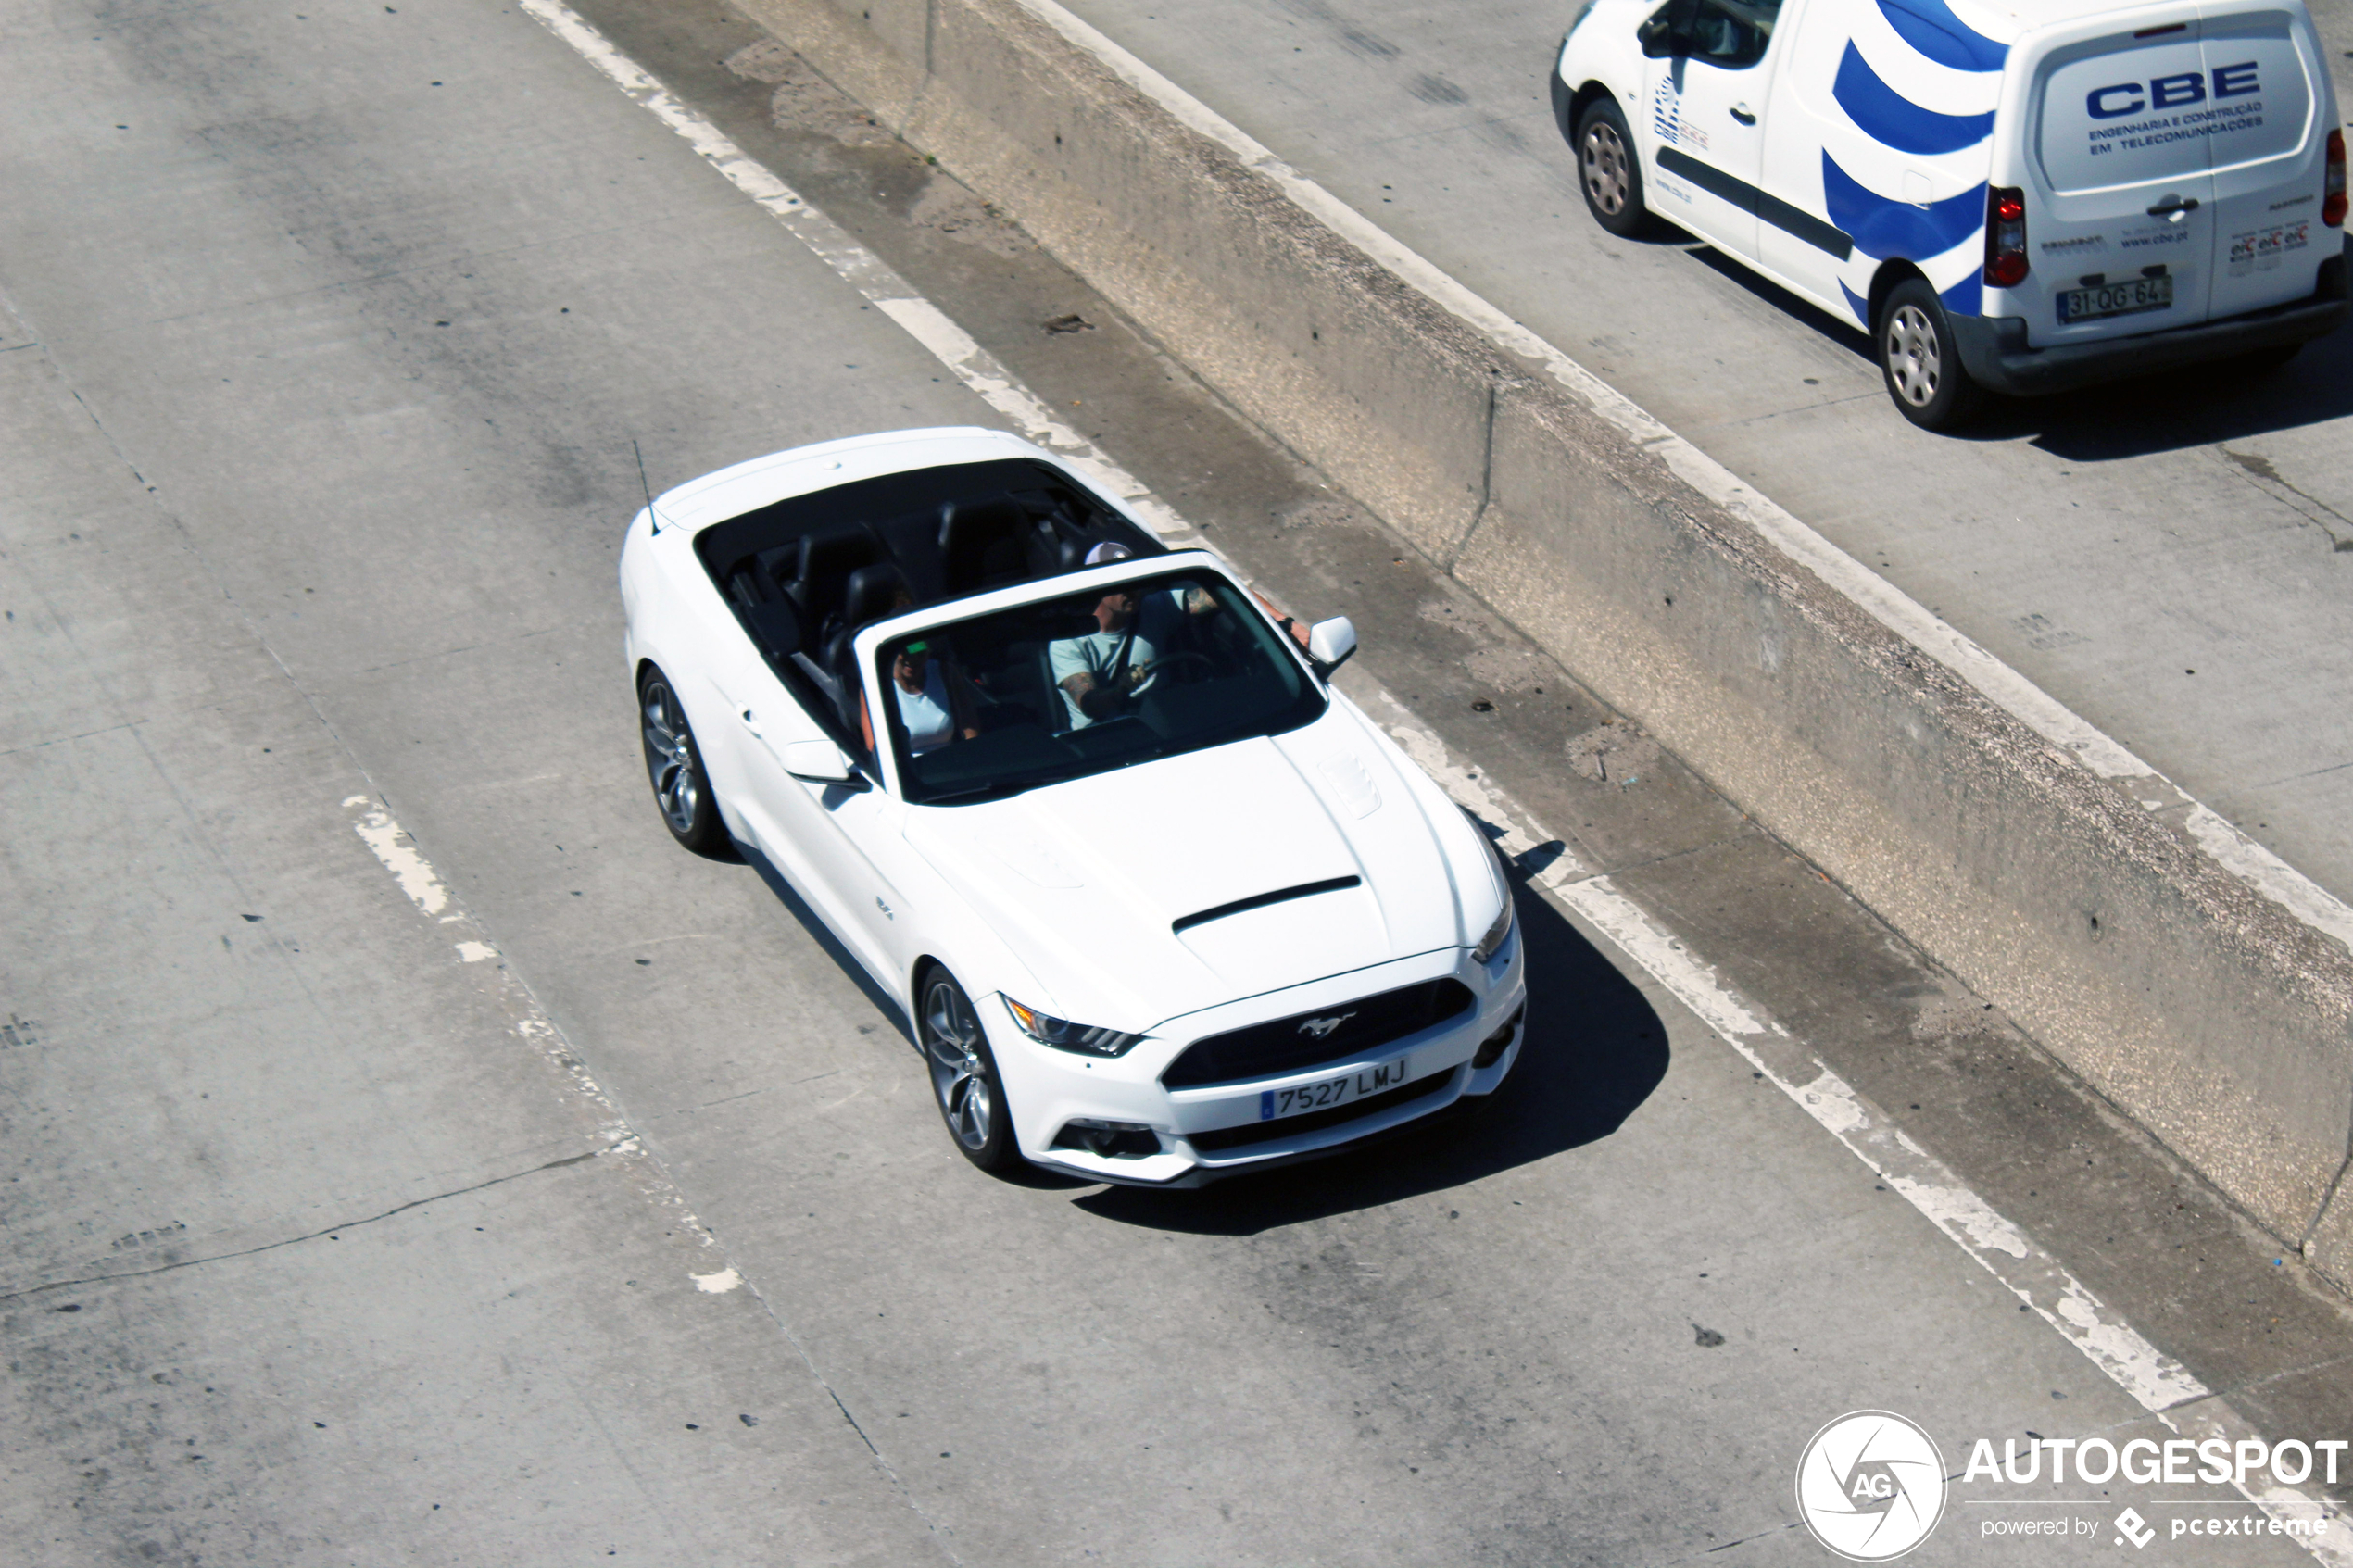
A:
[620,428,1527,1184]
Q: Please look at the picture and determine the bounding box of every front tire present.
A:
[1576,99,1651,239]
[1879,278,1983,431]
[921,969,1022,1173]
[638,665,728,857]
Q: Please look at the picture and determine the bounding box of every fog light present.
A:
[1471,1004,1526,1069]
[1051,1118,1161,1159]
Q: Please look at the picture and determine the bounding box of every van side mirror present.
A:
[1306,616,1358,677]
[1639,0,1694,56]
[782,738,866,787]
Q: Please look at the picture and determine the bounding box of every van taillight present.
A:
[1983,186,2029,288]
[2326,129,2346,227]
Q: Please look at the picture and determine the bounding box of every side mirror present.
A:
[782,738,866,787]
[1638,0,1692,56]
[1306,616,1359,677]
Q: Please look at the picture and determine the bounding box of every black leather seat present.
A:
[825,562,912,681]
[789,524,884,625]
[937,498,1033,595]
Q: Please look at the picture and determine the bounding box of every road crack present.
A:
[0,1142,618,1305]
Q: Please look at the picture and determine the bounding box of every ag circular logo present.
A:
[1795,1411,1947,1561]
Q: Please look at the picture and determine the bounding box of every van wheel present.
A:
[1879,279,1982,431]
[1576,100,1650,238]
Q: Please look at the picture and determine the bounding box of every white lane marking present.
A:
[343,796,731,1297]
[346,795,453,918]
[513,0,1190,547]
[1005,0,2353,959]
[511,6,2345,1553]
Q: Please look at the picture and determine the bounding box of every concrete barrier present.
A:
[730,0,2353,1285]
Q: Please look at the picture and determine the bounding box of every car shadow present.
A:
[734,837,914,1045]
[2001,325,2353,459]
[1070,881,1670,1236]
[1680,234,2353,457]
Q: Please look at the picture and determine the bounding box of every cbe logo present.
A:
[1796,1411,1948,1561]
[2087,61,2259,119]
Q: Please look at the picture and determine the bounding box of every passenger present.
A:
[849,584,977,757]
[888,637,979,755]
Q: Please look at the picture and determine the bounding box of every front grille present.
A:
[1161,978,1475,1088]
[1188,1067,1455,1152]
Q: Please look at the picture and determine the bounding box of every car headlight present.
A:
[1003,996,1141,1058]
[1470,830,1516,964]
[1472,891,1516,965]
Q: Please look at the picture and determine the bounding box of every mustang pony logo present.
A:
[1297,1013,1356,1039]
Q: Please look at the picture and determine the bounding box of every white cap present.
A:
[1084,542,1134,566]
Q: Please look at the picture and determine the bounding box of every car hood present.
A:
[901,705,1470,1031]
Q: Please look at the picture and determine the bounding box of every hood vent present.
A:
[1172,875,1361,935]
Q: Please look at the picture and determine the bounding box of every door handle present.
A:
[1730,103,1756,125]
[2145,194,2200,217]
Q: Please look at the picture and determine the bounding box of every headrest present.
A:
[841,562,911,629]
[796,524,882,583]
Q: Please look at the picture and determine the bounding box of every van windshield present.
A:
[875,571,1327,804]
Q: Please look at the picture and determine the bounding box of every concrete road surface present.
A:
[1,0,2345,1562]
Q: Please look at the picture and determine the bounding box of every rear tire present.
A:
[1575,99,1651,239]
[1878,278,1983,431]
[638,665,728,857]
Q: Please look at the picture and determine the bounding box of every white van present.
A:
[1552,0,2348,425]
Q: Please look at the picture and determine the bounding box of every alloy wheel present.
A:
[925,978,993,1151]
[641,678,700,835]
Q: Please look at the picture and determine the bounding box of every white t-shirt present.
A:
[1048,626,1159,729]
[1046,589,1211,728]
[893,659,956,754]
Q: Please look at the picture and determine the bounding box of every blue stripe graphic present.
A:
[1941,272,1984,318]
[1839,280,1871,327]
[1832,43,1994,155]
[1876,0,2007,72]
[1822,154,1985,259]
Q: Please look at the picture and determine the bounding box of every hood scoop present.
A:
[1173,876,1362,935]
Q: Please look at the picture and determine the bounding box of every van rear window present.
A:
[2035,21,2310,193]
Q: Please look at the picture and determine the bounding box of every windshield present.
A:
[875,569,1327,803]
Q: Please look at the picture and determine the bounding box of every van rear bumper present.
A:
[1950,253,2348,396]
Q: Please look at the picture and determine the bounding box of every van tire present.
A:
[1575,100,1651,238]
[1878,279,1983,431]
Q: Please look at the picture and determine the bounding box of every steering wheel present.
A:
[1145,652,1218,683]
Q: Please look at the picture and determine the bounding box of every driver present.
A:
[1050,557,1219,729]
[1050,586,1157,729]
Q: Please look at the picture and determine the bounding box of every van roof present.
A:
[1922,0,2294,49]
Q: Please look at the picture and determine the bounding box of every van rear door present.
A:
[2196,4,2325,319]
[2024,6,2216,345]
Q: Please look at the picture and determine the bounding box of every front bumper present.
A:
[1952,252,2348,396]
[993,934,1529,1187]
